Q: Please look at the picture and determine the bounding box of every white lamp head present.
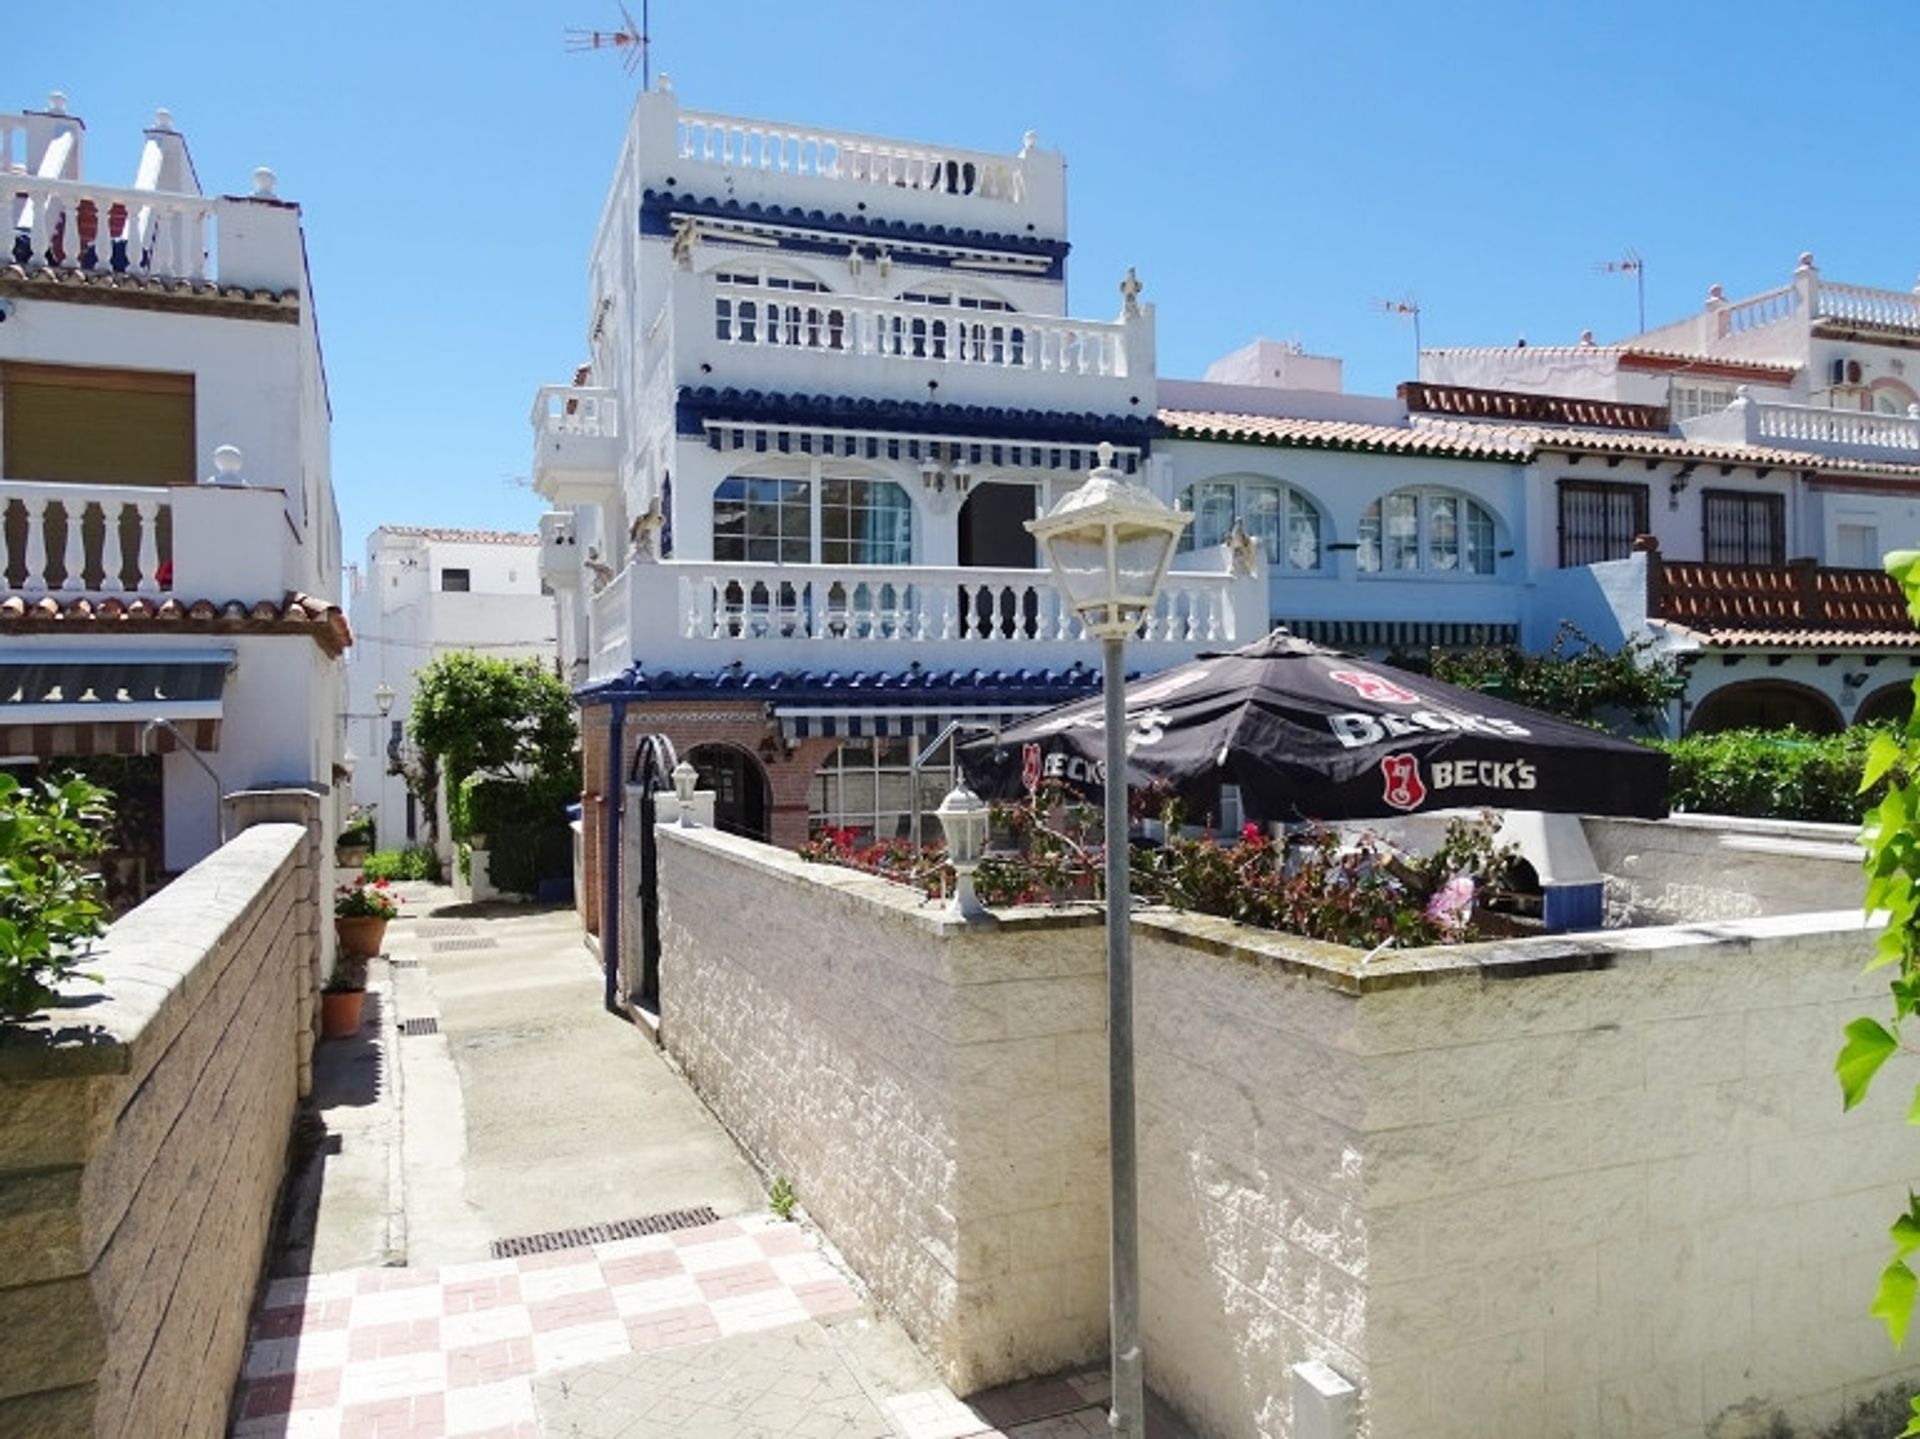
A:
[1027,443,1190,640]
[373,682,395,717]
[934,783,990,867]
[671,759,699,804]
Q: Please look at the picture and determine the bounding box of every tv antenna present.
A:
[1374,293,1422,374]
[1594,248,1645,333]
[567,1,651,86]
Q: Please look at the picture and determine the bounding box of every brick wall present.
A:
[0,823,317,1437]
[656,824,1111,1395]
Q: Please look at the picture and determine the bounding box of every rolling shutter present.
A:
[2,363,195,487]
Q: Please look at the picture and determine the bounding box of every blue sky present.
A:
[11,1,1920,573]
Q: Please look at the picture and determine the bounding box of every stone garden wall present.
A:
[654,817,1917,1438]
[0,822,318,1438]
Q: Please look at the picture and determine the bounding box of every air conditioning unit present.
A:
[1830,356,1866,387]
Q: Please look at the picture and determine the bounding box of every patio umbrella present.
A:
[956,629,1668,822]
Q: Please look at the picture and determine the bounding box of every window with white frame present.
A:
[810,737,951,843]
[713,265,843,350]
[1174,479,1321,570]
[820,478,913,565]
[713,476,811,563]
[1670,383,1738,421]
[1357,490,1497,575]
[712,474,912,565]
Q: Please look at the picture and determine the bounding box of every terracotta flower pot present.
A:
[335,915,390,959]
[321,987,365,1039]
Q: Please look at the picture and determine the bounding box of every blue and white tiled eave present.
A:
[576,663,1103,740]
[640,190,1070,280]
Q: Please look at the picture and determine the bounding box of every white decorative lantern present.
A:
[373,682,395,717]
[934,783,990,921]
[671,759,699,827]
[1026,442,1190,640]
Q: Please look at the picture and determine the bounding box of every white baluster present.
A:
[59,496,85,593]
[95,499,125,593]
[16,496,43,596]
[130,497,159,593]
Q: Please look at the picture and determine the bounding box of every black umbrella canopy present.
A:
[957,629,1669,823]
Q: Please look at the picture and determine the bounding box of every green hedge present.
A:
[1656,726,1884,824]
[361,846,441,883]
[451,770,578,895]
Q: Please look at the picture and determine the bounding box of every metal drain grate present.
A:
[430,937,499,954]
[420,922,476,937]
[388,958,420,969]
[398,1017,441,1037]
[490,1206,721,1259]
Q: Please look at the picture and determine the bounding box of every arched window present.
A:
[1174,479,1321,571]
[1358,490,1497,575]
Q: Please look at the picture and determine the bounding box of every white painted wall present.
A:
[345,529,559,851]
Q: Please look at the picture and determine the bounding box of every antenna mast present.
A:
[1594,248,1645,333]
[1374,294,1422,376]
[565,2,651,84]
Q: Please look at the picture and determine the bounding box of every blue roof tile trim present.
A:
[676,387,1154,448]
[641,190,1069,275]
[578,663,1103,706]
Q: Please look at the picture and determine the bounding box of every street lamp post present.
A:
[1025,441,1189,1439]
[371,683,396,849]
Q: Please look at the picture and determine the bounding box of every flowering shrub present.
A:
[0,774,112,1017]
[799,783,1521,949]
[335,875,401,921]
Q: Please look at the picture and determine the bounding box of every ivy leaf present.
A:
[1875,1259,1919,1348]
[1895,1202,1920,1255]
[1903,1394,1920,1439]
[1839,1018,1900,1110]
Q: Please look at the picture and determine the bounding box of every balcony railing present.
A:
[0,115,27,175]
[8,174,216,282]
[529,386,621,497]
[1751,400,1920,455]
[530,385,619,438]
[0,481,170,596]
[586,559,1263,683]
[1651,554,1912,634]
[709,286,1130,378]
[1816,281,1920,333]
[676,110,1026,204]
[1715,283,1799,338]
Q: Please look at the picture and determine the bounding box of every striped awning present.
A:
[776,703,1051,742]
[1280,618,1519,651]
[0,715,221,759]
[0,647,231,757]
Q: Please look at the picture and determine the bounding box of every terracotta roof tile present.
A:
[1157,409,1533,460]
[0,262,300,310]
[1651,561,1920,648]
[0,591,351,656]
[1423,343,1799,380]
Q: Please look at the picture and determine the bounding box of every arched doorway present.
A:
[1856,683,1915,728]
[1687,681,1843,735]
[687,743,771,842]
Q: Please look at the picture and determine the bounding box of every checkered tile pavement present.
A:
[231,1214,861,1438]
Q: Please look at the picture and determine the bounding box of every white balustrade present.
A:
[530,385,620,438]
[588,565,634,681]
[1753,402,1920,454]
[7,175,215,281]
[671,563,1232,647]
[0,481,171,597]
[710,284,1128,378]
[1817,282,1920,332]
[1717,284,1799,337]
[676,110,1025,203]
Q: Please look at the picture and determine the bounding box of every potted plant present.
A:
[336,805,375,868]
[320,953,368,1038]
[335,875,400,960]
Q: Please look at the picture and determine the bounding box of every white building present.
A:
[1409,252,1920,730]
[344,526,558,853]
[0,92,346,881]
[528,83,1265,943]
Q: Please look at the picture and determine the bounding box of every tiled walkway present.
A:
[233,1215,861,1438]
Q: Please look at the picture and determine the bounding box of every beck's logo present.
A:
[1021,743,1042,792]
[1328,669,1420,705]
[1380,753,1427,811]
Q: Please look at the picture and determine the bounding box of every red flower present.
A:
[1241,822,1263,843]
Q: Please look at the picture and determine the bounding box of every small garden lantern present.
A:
[671,759,699,827]
[1026,438,1188,1439]
[1026,442,1189,640]
[934,783,990,921]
